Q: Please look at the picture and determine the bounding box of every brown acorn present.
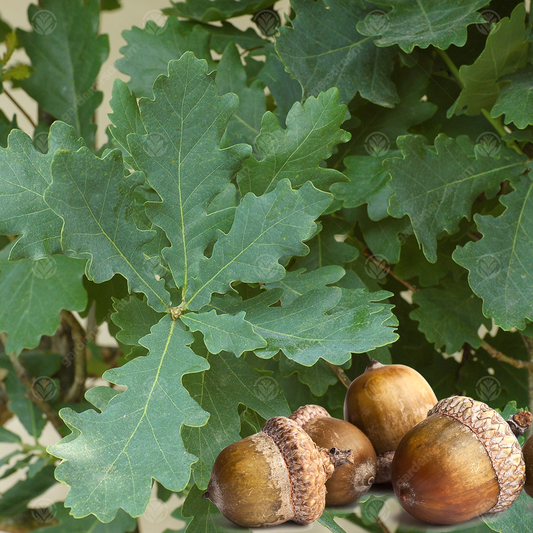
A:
[290,405,377,505]
[523,433,533,498]
[344,359,437,482]
[391,396,527,524]
[203,416,351,528]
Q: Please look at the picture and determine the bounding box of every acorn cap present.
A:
[261,416,349,524]
[428,396,525,513]
[289,404,331,427]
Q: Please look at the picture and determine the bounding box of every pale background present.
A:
[0,1,487,532]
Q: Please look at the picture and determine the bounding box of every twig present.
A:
[376,517,392,533]
[61,311,87,403]
[2,88,37,128]
[363,249,419,293]
[481,340,533,370]
[327,362,351,389]
[0,332,63,434]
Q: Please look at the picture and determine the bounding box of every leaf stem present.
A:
[61,311,87,403]
[327,362,351,389]
[2,88,37,128]
[436,48,463,88]
[0,332,64,434]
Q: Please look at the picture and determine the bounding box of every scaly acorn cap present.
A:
[427,396,525,513]
[289,404,331,427]
[261,416,350,524]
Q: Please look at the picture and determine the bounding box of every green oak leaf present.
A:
[491,64,533,129]
[181,310,266,357]
[449,4,530,117]
[453,173,533,330]
[357,0,488,53]
[0,426,22,444]
[257,53,302,127]
[110,295,165,358]
[200,21,266,54]
[237,87,350,196]
[275,0,399,107]
[185,179,332,311]
[126,54,251,294]
[182,350,290,488]
[216,43,265,148]
[0,122,84,261]
[317,507,356,533]
[33,506,137,533]
[166,0,276,22]
[279,356,338,397]
[483,492,533,532]
[265,265,345,306]
[116,19,213,99]
[410,278,491,354]
[386,134,526,263]
[0,110,16,148]
[108,79,146,157]
[49,315,210,521]
[0,245,87,355]
[45,147,171,312]
[213,287,398,366]
[18,0,109,146]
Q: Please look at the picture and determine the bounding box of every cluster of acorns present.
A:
[203,360,533,527]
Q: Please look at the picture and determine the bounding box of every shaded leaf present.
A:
[453,173,533,330]
[276,0,399,107]
[237,88,350,196]
[279,356,338,396]
[167,0,276,23]
[49,315,210,521]
[386,134,526,262]
[18,0,109,146]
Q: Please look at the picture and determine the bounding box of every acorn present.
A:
[344,359,437,482]
[203,416,351,527]
[391,396,527,524]
[290,404,377,505]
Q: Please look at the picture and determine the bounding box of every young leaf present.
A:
[357,0,488,53]
[49,316,210,521]
[167,0,276,22]
[182,351,290,488]
[275,0,399,107]
[126,53,251,294]
[17,0,109,146]
[216,43,266,148]
[32,505,137,533]
[449,4,530,117]
[386,134,526,262]
[491,64,533,129]
[453,173,533,330]
[185,179,332,311]
[410,278,491,354]
[0,246,87,355]
[0,122,84,261]
[44,148,171,312]
[116,19,213,98]
[237,88,350,196]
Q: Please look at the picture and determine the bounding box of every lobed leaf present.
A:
[167,0,276,23]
